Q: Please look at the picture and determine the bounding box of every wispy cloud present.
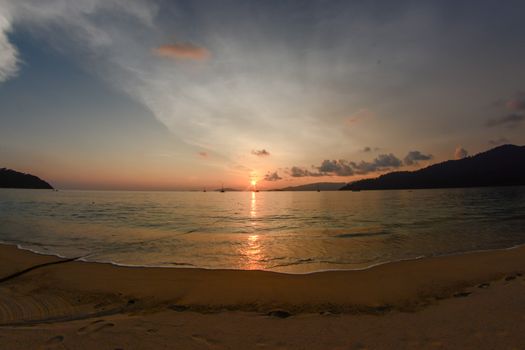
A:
[0,11,19,82]
[486,114,525,127]
[251,149,270,157]
[345,108,375,126]
[154,42,210,61]
[505,93,525,111]
[488,137,509,146]
[487,93,525,127]
[198,151,208,158]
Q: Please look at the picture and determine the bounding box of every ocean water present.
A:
[0,187,524,273]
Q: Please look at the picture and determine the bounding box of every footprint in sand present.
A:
[40,335,64,349]
[77,319,115,335]
[191,334,223,349]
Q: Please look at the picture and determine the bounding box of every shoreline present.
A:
[1,242,524,312]
[1,242,525,349]
[3,239,525,275]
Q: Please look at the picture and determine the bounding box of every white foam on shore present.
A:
[2,239,525,275]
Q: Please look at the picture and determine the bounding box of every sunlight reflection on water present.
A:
[0,187,524,273]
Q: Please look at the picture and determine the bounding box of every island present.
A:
[0,168,54,189]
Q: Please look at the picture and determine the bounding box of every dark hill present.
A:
[275,182,346,191]
[341,144,525,191]
[0,168,54,189]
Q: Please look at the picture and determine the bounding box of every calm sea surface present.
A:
[0,187,524,273]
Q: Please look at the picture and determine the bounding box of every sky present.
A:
[1,0,524,190]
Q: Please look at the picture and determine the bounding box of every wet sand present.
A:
[0,243,524,349]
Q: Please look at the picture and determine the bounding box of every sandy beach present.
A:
[0,243,524,349]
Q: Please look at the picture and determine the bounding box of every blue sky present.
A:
[1,0,524,189]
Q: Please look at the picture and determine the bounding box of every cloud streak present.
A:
[486,114,525,127]
[251,149,270,157]
[0,11,18,83]
[154,42,210,61]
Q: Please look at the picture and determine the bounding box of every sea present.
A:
[0,187,524,273]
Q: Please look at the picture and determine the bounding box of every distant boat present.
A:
[203,188,206,192]
[220,184,225,193]
[317,184,320,192]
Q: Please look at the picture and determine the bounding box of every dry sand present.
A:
[0,243,524,349]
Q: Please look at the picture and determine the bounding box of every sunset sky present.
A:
[1,0,524,190]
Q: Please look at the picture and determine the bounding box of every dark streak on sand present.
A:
[0,256,82,284]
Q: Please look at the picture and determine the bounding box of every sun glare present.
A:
[251,179,257,186]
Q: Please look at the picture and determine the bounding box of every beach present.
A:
[0,243,524,349]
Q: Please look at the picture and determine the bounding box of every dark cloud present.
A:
[154,42,210,60]
[454,147,468,159]
[488,137,510,146]
[316,154,403,176]
[264,171,282,181]
[403,150,433,165]
[362,146,372,152]
[251,149,270,157]
[352,153,403,174]
[283,152,416,178]
[289,166,322,177]
[198,151,208,158]
[318,160,354,176]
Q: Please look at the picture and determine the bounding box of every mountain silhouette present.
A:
[0,168,54,189]
[341,144,525,191]
[275,182,346,191]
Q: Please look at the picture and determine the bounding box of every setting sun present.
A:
[250,179,257,186]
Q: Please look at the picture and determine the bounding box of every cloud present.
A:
[154,42,210,61]
[251,148,270,157]
[505,93,525,111]
[487,93,525,127]
[251,149,270,157]
[264,171,282,181]
[454,146,468,159]
[488,137,509,146]
[403,150,432,165]
[486,114,525,127]
[198,151,208,158]
[318,159,354,176]
[345,108,375,125]
[289,166,322,177]
[361,146,380,153]
[0,11,19,83]
[352,153,403,174]
[288,153,403,177]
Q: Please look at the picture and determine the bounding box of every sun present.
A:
[251,179,257,186]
